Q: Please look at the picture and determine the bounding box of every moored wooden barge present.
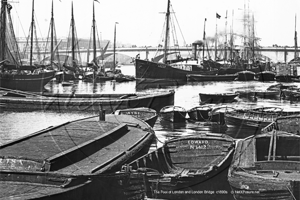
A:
[0,114,154,199]
[0,90,175,113]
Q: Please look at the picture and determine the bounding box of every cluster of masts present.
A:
[0,0,119,73]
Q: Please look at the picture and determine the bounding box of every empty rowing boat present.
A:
[159,105,187,123]
[187,105,212,121]
[228,129,300,200]
[125,133,235,199]
[0,114,154,199]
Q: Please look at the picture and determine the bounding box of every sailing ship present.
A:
[135,0,215,81]
[83,2,114,82]
[55,2,84,83]
[276,15,299,83]
[0,0,55,92]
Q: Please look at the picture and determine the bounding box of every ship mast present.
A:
[0,0,7,63]
[50,0,54,67]
[295,14,298,59]
[92,2,96,64]
[224,10,228,63]
[202,18,206,64]
[29,0,34,66]
[113,22,118,72]
[71,2,75,67]
[251,14,255,66]
[163,0,170,64]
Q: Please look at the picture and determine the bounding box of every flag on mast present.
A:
[216,13,221,19]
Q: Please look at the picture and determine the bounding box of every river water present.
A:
[1,65,299,144]
[1,65,300,199]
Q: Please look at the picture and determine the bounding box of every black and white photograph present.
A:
[0,0,300,199]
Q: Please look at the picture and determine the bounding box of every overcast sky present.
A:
[10,0,300,47]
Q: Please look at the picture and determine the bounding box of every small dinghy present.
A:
[159,105,187,123]
[187,105,212,121]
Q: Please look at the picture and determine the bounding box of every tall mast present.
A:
[71,2,75,67]
[163,0,170,64]
[224,10,228,62]
[202,18,206,64]
[252,14,255,65]
[50,0,54,67]
[243,0,246,61]
[215,13,219,61]
[92,2,96,63]
[230,10,234,66]
[0,0,7,63]
[113,22,118,72]
[29,0,35,66]
[295,14,298,59]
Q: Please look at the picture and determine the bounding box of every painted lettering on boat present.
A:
[158,64,166,68]
[188,140,209,145]
[171,64,192,71]
[188,140,209,149]
[120,111,141,117]
[189,144,208,149]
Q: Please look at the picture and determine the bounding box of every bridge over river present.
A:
[36,46,300,64]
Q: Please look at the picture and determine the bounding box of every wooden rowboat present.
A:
[159,105,187,123]
[187,105,212,121]
[228,130,300,200]
[224,107,300,133]
[236,89,281,99]
[0,89,175,113]
[209,106,236,125]
[0,114,154,199]
[125,133,235,199]
[255,71,276,82]
[261,114,300,135]
[114,107,158,127]
[199,92,239,104]
[236,70,255,81]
